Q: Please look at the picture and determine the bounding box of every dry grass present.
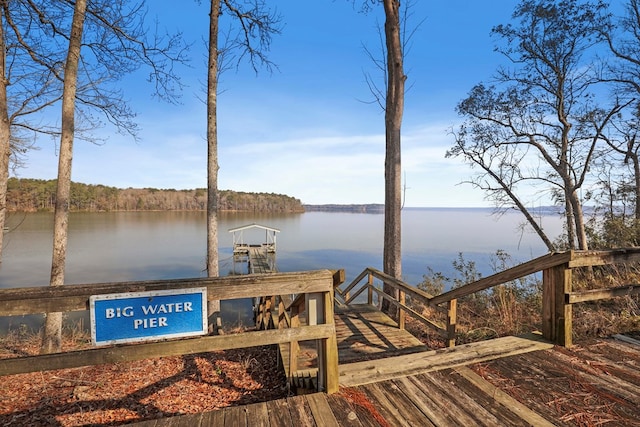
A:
[408,265,640,346]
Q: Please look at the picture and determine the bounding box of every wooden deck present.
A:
[280,304,553,388]
[131,333,640,426]
[130,304,594,426]
[248,247,276,274]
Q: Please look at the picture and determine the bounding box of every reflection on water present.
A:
[0,209,563,333]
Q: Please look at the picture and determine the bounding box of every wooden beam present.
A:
[340,269,370,300]
[369,286,447,335]
[542,264,572,347]
[567,284,640,304]
[568,248,640,268]
[321,289,339,394]
[429,252,571,306]
[0,270,334,316]
[447,299,457,348]
[0,324,336,377]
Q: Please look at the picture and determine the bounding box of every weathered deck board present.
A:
[131,337,640,426]
[129,300,640,426]
[338,334,554,387]
[279,304,430,378]
[249,247,275,274]
[465,338,640,426]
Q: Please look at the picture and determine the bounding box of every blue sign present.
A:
[90,288,208,345]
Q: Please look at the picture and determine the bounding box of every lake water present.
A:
[0,209,563,330]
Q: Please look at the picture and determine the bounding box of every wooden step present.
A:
[338,334,554,387]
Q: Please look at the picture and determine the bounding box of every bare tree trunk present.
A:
[632,153,640,222]
[0,12,9,262]
[569,191,589,250]
[41,0,86,354]
[207,0,221,333]
[381,0,405,315]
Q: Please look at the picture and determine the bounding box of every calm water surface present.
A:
[0,209,563,330]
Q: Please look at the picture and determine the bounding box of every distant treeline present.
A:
[303,204,384,213]
[6,178,305,213]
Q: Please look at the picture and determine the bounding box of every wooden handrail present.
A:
[428,252,572,306]
[0,324,335,377]
[343,249,640,348]
[368,286,447,335]
[0,270,341,393]
[0,270,335,316]
[338,267,451,342]
[567,283,640,304]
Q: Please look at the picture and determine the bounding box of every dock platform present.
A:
[130,303,640,426]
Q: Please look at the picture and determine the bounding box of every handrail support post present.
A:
[542,263,572,347]
[447,299,457,347]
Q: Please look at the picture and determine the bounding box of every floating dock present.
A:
[229,223,279,274]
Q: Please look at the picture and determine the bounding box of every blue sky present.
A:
[18,1,519,207]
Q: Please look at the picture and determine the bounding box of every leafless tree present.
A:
[450,0,622,251]
[598,0,640,223]
[39,0,186,353]
[205,0,280,331]
[357,0,407,313]
[41,0,88,355]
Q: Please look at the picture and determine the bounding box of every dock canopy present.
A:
[228,223,280,253]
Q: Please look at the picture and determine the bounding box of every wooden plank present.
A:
[393,375,465,426]
[266,398,293,427]
[305,393,340,427]
[285,395,315,427]
[454,366,554,426]
[547,347,640,405]
[355,268,437,302]
[404,373,482,426]
[340,269,371,301]
[429,252,572,306]
[339,335,554,387]
[371,380,436,427]
[448,368,539,427]
[478,345,640,424]
[420,370,504,427]
[568,248,640,267]
[223,405,246,427]
[567,284,640,303]
[0,269,334,316]
[542,264,572,346]
[325,393,368,427]
[125,418,158,427]
[319,288,340,394]
[358,382,422,427]
[243,402,269,427]
[0,324,336,376]
[446,299,457,347]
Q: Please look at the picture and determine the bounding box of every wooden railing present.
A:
[338,249,640,348]
[0,270,340,394]
[256,270,344,391]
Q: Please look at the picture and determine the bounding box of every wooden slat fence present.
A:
[337,249,640,348]
[0,270,340,393]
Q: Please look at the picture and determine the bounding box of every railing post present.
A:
[542,263,572,347]
[289,301,301,380]
[447,299,457,347]
[368,272,374,306]
[259,296,273,330]
[255,297,263,329]
[277,296,286,330]
[398,289,406,330]
[307,290,339,394]
[333,269,346,303]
